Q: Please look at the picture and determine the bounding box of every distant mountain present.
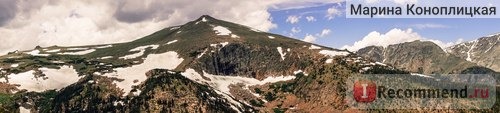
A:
[447,34,500,72]
[0,15,497,112]
[356,40,497,74]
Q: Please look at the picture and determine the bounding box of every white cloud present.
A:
[411,23,448,29]
[0,0,343,54]
[342,28,460,51]
[316,29,331,37]
[291,27,301,33]
[305,16,316,22]
[326,6,342,20]
[303,34,316,43]
[426,39,462,50]
[286,15,300,24]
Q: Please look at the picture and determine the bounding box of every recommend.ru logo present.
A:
[346,74,496,109]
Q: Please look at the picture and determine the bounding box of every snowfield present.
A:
[181,68,295,111]
[6,65,82,92]
[25,50,50,56]
[213,26,232,36]
[319,50,350,57]
[268,36,275,39]
[120,45,160,59]
[213,26,240,38]
[102,51,184,96]
[58,49,96,55]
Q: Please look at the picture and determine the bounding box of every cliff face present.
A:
[356,40,490,74]
[447,35,500,72]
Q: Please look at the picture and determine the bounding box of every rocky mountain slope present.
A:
[447,34,500,72]
[356,40,497,74]
[0,15,498,112]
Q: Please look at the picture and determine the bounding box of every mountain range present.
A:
[356,39,499,75]
[0,15,498,112]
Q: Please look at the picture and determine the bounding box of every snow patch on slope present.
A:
[325,59,333,63]
[25,50,50,56]
[99,56,113,59]
[58,49,96,55]
[293,70,308,76]
[95,45,113,49]
[309,45,321,49]
[181,68,295,111]
[197,49,208,58]
[231,34,240,38]
[170,26,180,30]
[166,40,178,45]
[66,48,88,51]
[487,32,500,37]
[19,106,30,113]
[484,37,498,53]
[268,36,275,39]
[213,26,239,38]
[277,47,287,60]
[466,40,478,61]
[213,26,232,35]
[120,45,160,59]
[319,50,350,57]
[202,17,208,22]
[211,42,229,48]
[102,51,183,96]
[6,66,82,92]
[250,28,262,32]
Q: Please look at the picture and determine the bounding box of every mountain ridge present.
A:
[0,15,498,112]
[447,34,500,72]
[0,15,371,112]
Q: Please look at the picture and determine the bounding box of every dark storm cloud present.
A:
[0,0,18,26]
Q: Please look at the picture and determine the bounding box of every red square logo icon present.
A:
[353,80,377,103]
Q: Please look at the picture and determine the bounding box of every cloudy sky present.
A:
[1,0,499,54]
